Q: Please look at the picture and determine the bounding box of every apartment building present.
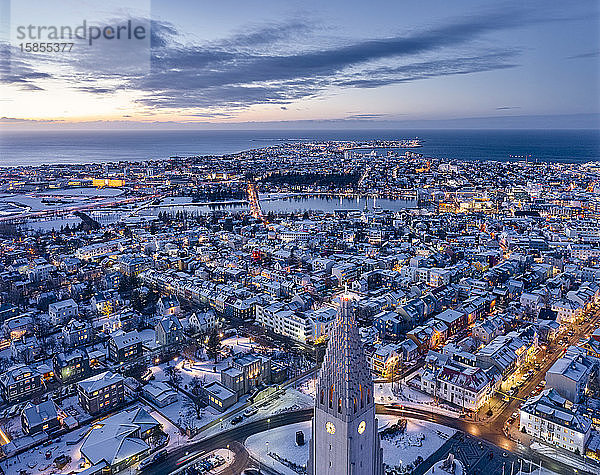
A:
[77,371,125,415]
[520,388,592,454]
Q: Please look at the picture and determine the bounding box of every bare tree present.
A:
[164,365,182,387]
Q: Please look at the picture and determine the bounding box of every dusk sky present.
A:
[1,0,599,129]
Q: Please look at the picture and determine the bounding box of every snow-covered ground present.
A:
[221,336,258,355]
[58,395,90,423]
[148,390,227,431]
[245,421,311,475]
[146,405,190,450]
[151,337,258,392]
[245,416,456,475]
[176,358,227,388]
[375,380,434,404]
[1,414,23,440]
[375,381,461,417]
[296,376,316,398]
[0,423,91,475]
[378,415,455,470]
[424,458,465,475]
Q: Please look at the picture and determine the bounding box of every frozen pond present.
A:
[139,194,417,216]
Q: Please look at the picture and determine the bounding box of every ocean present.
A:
[0,129,598,167]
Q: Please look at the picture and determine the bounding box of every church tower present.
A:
[308,295,384,475]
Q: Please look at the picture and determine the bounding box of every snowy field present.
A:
[220,336,259,354]
[146,405,190,450]
[295,376,316,397]
[148,389,233,431]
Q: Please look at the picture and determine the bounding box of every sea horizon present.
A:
[0,128,598,167]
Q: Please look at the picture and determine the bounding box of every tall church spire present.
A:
[315,296,374,422]
[308,295,384,475]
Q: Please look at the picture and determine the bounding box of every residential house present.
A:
[48,299,78,325]
[78,371,125,415]
[62,319,93,347]
[545,346,595,404]
[53,349,91,384]
[21,400,60,435]
[80,406,159,472]
[155,315,183,347]
[0,364,44,403]
[108,330,142,363]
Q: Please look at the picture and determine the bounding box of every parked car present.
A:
[54,455,71,469]
[231,415,244,425]
[138,449,168,471]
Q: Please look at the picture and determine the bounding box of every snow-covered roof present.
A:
[78,371,123,394]
[22,401,58,427]
[111,330,141,349]
[205,381,236,400]
[80,407,158,466]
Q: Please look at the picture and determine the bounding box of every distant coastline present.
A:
[0,129,598,167]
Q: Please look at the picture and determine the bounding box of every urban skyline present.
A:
[0,1,600,475]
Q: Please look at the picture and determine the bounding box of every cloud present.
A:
[0,42,51,91]
[496,106,521,110]
[3,5,583,113]
[214,20,312,50]
[566,50,600,60]
[345,113,387,120]
[126,11,536,111]
[334,51,519,89]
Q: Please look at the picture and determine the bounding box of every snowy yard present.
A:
[221,336,259,354]
[0,424,91,475]
[375,380,435,405]
[150,336,258,392]
[295,376,316,398]
[145,405,190,450]
[150,391,222,431]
